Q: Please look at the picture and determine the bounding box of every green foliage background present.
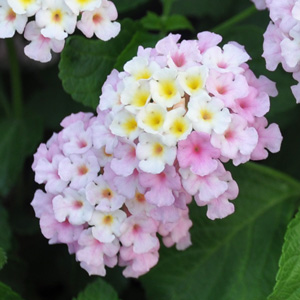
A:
[1,0,300,299]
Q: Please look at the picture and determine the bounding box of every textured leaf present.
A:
[73,279,119,300]
[141,12,193,32]
[162,14,194,31]
[268,209,300,300]
[141,163,300,300]
[59,19,159,109]
[0,115,43,197]
[0,282,24,300]
[0,248,7,270]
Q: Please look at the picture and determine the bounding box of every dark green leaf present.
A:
[0,115,43,197]
[73,279,119,300]
[141,12,162,31]
[162,14,194,31]
[141,12,193,32]
[268,208,300,300]
[141,163,300,300]
[0,282,24,300]
[0,248,7,270]
[0,206,11,251]
[59,19,159,109]
[113,0,149,13]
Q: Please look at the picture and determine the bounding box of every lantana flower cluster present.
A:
[251,0,300,102]
[0,0,120,62]
[31,32,283,278]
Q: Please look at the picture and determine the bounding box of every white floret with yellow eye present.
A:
[109,109,140,141]
[136,103,167,135]
[124,56,161,81]
[162,107,192,146]
[64,0,102,15]
[121,80,151,113]
[178,65,209,96]
[35,0,77,40]
[150,68,184,108]
[136,133,177,174]
[187,91,231,134]
[8,0,41,16]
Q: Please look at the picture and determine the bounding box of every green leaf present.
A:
[141,12,193,32]
[162,14,194,31]
[141,12,162,31]
[0,205,11,251]
[73,279,119,300]
[0,282,24,300]
[59,19,159,109]
[113,0,149,13]
[0,115,43,197]
[0,248,7,270]
[268,209,300,300]
[141,163,300,300]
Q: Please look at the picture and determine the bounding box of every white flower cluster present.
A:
[0,0,120,62]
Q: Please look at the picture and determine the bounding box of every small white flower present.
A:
[8,0,41,16]
[162,107,192,146]
[121,80,151,112]
[136,133,176,174]
[52,188,94,225]
[77,0,120,41]
[137,103,166,135]
[35,0,77,40]
[150,68,184,108]
[90,209,127,243]
[187,92,231,134]
[177,65,209,96]
[0,1,27,38]
[109,109,140,140]
[124,56,160,81]
[64,0,102,15]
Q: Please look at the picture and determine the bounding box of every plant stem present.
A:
[6,38,23,118]
[212,5,257,34]
[162,0,174,18]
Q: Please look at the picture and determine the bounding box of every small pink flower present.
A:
[139,165,181,207]
[177,131,220,176]
[120,215,159,254]
[24,21,64,63]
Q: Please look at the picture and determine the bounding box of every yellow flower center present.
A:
[170,118,189,137]
[159,80,177,99]
[144,110,164,131]
[52,10,63,23]
[102,188,113,199]
[152,143,164,157]
[135,68,152,80]
[186,75,203,91]
[132,90,150,107]
[200,109,213,121]
[122,118,138,135]
[102,215,113,225]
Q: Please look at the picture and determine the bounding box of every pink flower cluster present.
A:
[31,32,282,278]
[251,0,300,102]
[0,0,120,62]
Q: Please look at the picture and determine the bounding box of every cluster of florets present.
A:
[0,0,120,62]
[31,32,283,278]
[251,0,300,102]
